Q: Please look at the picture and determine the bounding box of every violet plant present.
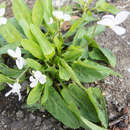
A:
[0,0,129,129]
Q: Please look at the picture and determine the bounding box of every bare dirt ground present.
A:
[0,0,130,130]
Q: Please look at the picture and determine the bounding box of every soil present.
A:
[0,0,130,130]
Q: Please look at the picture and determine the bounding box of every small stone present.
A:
[29,113,36,121]
[124,119,128,126]
[35,117,42,126]
[16,110,24,120]
[122,107,128,114]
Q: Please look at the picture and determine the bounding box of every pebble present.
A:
[35,117,42,126]
[16,110,24,120]
[29,113,36,121]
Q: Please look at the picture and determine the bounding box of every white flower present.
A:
[63,14,71,21]
[53,10,71,21]
[128,68,130,73]
[48,17,54,24]
[8,47,26,70]
[29,71,46,88]
[5,83,22,101]
[0,8,7,25]
[97,11,130,35]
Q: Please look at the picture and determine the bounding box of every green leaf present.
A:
[0,84,5,91]
[26,58,43,71]
[0,22,22,43]
[0,64,23,78]
[44,85,80,129]
[64,17,85,38]
[27,83,43,105]
[12,0,34,40]
[86,37,116,67]
[99,47,116,67]
[21,39,44,60]
[59,65,70,81]
[32,0,44,27]
[61,84,99,122]
[54,36,63,55]
[73,27,87,46]
[72,60,119,83]
[89,48,107,61]
[95,0,120,14]
[60,58,83,88]
[80,116,107,130]
[41,0,53,23]
[8,17,24,35]
[30,24,55,60]
[62,46,83,62]
[0,42,20,55]
[0,74,14,83]
[12,0,32,25]
[87,87,108,128]
[86,25,105,38]
[41,78,53,105]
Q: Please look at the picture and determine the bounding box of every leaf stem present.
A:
[92,24,97,40]
[16,67,29,82]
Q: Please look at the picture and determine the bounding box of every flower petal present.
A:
[16,58,24,70]
[29,76,36,82]
[16,47,21,57]
[53,10,64,20]
[97,18,114,26]
[14,83,21,90]
[0,8,5,17]
[8,49,17,58]
[39,75,46,84]
[64,14,71,21]
[111,26,126,35]
[7,83,14,88]
[18,93,22,101]
[0,17,7,25]
[30,80,38,88]
[5,90,13,97]
[48,17,53,24]
[34,71,42,79]
[102,15,115,21]
[115,11,130,25]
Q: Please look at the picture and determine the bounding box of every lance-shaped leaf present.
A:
[27,83,43,105]
[12,0,32,25]
[95,0,120,15]
[62,46,83,62]
[60,58,83,88]
[72,60,119,83]
[41,0,53,23]
[86,37,116,67]
[59,65,70,81]
[26,58,43,71]
[21,39,44,60]
[0,74,14,83]
[12,0,35,40]
[43,85,80,128]
[0,64,23,78]
[0,22,22,43]
[0,42,20,55]
[87,87,108,128]
[30,24,55,60]
[61,84,99,122]
[32,0,44,27]
[41,78,53,105]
